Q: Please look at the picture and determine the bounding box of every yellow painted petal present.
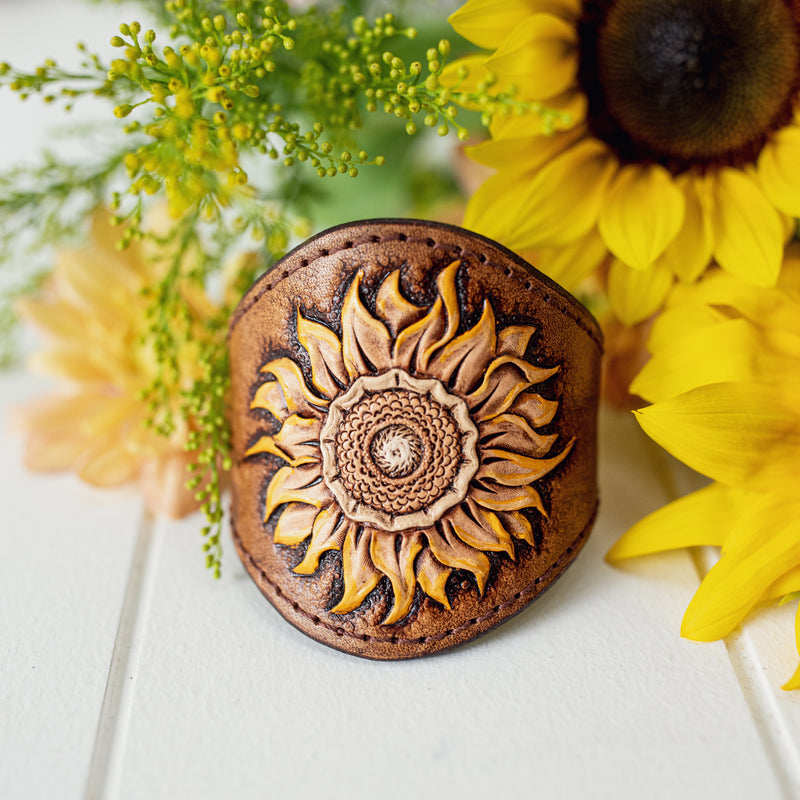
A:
[534,227,608,290]
[244,415,321,465]
[485,14,578,99]
[257,358,328,419]
[477,438,573,485]
[449,501,515,557]
[509,391,558,427]
[498,511,535,545]
[681,496,800,641]
[607,259,674,326]
[634,383,798,486]
[465,355,559,421]
[449,0,580,50]
[496,325,536,358]
[758,126,800,217]
[263,462,329,520]
[658,175,714,283]
[607,483,734,562]
[296,311,347,399]
[341,272,392,378]
[250,380,288,422]
[427,300,496,394]
[273,502,320,546]
[371,531,423,625]
[416,548,451,609]
[505,139,618,251]
[293,507,348,574]
[427,522,491,593]
[471,481,546,513]
[393,261,460,373]
[375,270,424,336]
[598,165,685,271]
[331,527,382,614]
[711,168,783,287]
[478,413,557,457]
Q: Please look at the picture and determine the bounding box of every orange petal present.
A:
[498,511,535,545]
[416,548,451,609]
[341,272,392,378]
[451,500,515,558]
[293,506,348,574]
[244,414,321,465]
[375,270,425,336]
[470,481,547,514]
[370,530,424,625]
[273,502,320,546]
[427,522,491,594]
[496,325,536,358]
[296,310,347,399]
[263,462,329,520]
[76,436,140,486]
[331,527,382,614]
[477,438,574,486]
[250,380,289,422]
[479,412,558,457]
[509,392,559,427]
[257,358,328,419]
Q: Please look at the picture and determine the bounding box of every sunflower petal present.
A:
[711,168,783,287]
[449,0,580,50]
[607,483,734,562]
[598,164,685,271]
[659,174,714,283]
[293,506,348,574]
[496,325,536,358]
[416,548,452,609]
[371,530,424,625]
[466,125,584,172]
[273,502,320,546]
[375,270,425,335]
[477,439,574,485]
[471,480,547,514]
[479,413,558,457]
[263,462,329,520]
[427,522,491,594]
[485,13,578,99]
[509,391,559,427]
[296,311,347,399]
[465,355,559,422]
[607,258,674,327]
[257,358,328,419]
[450,500,515,557]
[250,379,289,421]
[427,300,496,394]
[504,139,618,251]
[331,527,382,614]
[681,495,800,641]
[758,126,800,217]
[393,261,460,372]
[243,414,321,466]
[633,383,798,486]
[498,511,535,545]
[341,272,393,378]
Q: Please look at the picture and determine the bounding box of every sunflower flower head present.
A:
[450,0,800,324]
[608,244,800,688]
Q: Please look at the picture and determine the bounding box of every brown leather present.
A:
[229,219,602,659]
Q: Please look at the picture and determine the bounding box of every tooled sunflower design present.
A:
[244,261,573,625]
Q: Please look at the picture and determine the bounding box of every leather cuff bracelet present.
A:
[229,219,602,660]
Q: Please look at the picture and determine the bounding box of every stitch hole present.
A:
[425,237,435,247]
[418,636,427,644]
[514,592,522,600]
[300,258,309,267]
[343,240,354,249]
[543,293,551,303]
[275,585,283,597]
[335,627,345,637]
[319,248,329,257]
[504,267,513,277]
[264,283,272,292]
[525,282,533,290]
[397,232,407,242]
[370,235,380,243]
[390,634,398,644]
[478,253,487,264]
[282,270,289,279]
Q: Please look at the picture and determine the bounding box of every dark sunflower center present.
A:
[578,0,800,171]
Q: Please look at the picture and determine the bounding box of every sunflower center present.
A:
[371,424,423,478]
[319,370,480,532]
[578,0,800,170]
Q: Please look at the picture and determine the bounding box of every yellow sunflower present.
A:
[608,244,800,688]
[449,0,800,325]
[244,261,573,625]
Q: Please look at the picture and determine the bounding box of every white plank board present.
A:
[113,410,785,799]
[0,372,143,799]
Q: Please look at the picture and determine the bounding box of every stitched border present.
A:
[229,231,603,351]
[232,502,598,647]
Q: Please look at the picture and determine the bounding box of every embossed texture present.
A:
[229,220,602,659]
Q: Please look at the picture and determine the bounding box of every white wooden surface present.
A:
[4,3,800,799]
